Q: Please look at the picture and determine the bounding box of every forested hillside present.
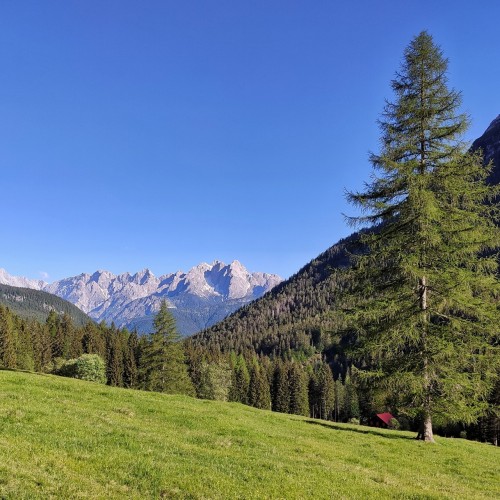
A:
[190,235,353,356]
[0,284,91,326]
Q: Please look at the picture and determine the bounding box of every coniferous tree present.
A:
[310,362,334,420]
[229,354,250,404]
[140,301,194,395]
[31,321,52,372]
[344,31,500,441]
[248,362,271,410]
[123,331,139,389]
[334,378,345,422]
[272,360,290,413]
[46,310,62,358]
[59,314,75,359]
[288,362,309,416]
[0,306,17,369]
[15,320,34,371]
[343,372,360,421]
[82,322,106,358]
[105,323,124,387]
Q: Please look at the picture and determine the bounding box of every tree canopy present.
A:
[344,31,500,442]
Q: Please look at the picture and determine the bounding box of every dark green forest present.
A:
[0,284,90,326]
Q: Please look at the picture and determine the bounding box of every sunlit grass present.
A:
[0,370,498,499]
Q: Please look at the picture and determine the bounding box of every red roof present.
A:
[376,412,395,425]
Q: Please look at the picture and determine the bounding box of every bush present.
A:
[348,418,360,425]
[397,416,411,431]
[55,354,106,384]
[389,418,400,430]
[55,358,78,378]
[74,354,107,383]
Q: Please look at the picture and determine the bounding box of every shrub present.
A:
[74,354,107,383]
[55,354,106,384]
[348,418,360,425]
[389,418,400,430]
[397,416,411,431]
[55,358,78,378]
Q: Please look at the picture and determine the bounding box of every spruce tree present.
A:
[140,300,194,395]
[123,331,139,389]
[272,360,290,413]
[105,323,124,387]
[288,362,309,416]
[333,378,345,422]
[248,362,271,410]
[310,362,334,420]
[0,306,17,369]
[344,32,500,441]
[229,354,250,404]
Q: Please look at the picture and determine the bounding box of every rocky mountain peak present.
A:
[484,114,500,135]
[472,114,500,185]
[0,268,46,290]
[132,268,155,285]
[0,261,282,335]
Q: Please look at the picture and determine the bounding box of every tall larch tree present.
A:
[140,300,194,395]
[344,31,500,442]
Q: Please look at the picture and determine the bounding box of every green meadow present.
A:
[0,370,498,499]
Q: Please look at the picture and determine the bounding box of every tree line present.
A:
[0,302,359,423]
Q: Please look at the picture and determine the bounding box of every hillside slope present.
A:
[191,236,352,355]
[0,370,498,499]
[0,284,91,326]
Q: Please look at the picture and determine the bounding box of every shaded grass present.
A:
[0,370,498,499]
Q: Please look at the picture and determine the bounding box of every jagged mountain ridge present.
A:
[191,115,500,354]
[0,261,282,336]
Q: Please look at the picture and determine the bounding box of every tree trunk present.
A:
[416,413,435,442]
[417,276,435,443]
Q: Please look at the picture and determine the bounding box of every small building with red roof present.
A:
[373,412,395,428]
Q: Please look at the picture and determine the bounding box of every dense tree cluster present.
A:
[0,284,90,326]
[0,304,140,385]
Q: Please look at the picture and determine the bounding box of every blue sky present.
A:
[1,1,499,281]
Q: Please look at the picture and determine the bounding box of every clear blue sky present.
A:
[1,1,499,281]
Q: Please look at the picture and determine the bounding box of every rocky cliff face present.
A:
[472,115,500,185]
[0,261,282,336]
[0,269,46,290]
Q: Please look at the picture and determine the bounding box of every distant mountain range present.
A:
[0,261,282,336]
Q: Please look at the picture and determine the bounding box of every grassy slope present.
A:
[0,371,498,499]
